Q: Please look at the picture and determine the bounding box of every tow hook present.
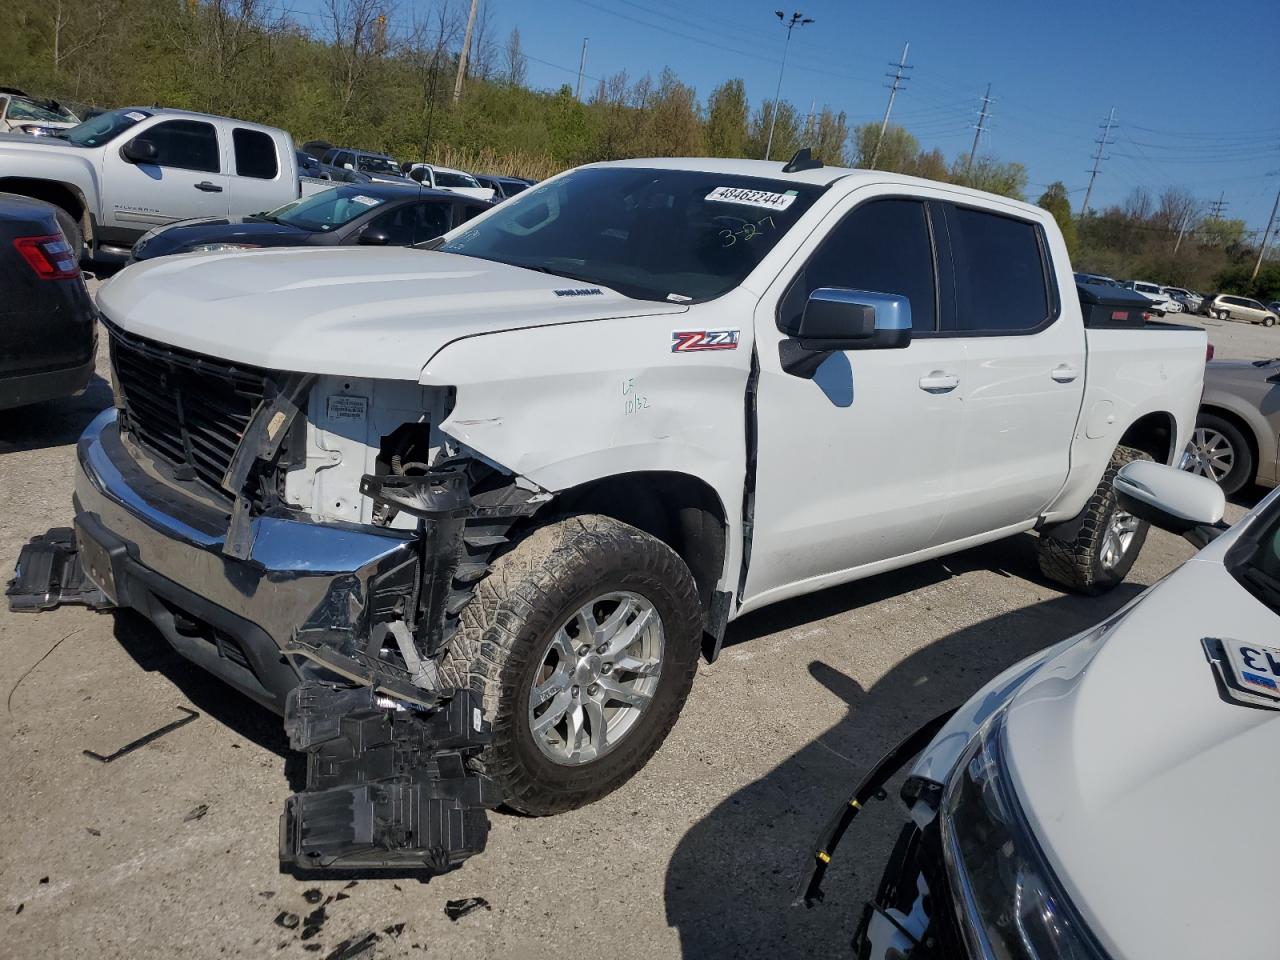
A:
[281,681,500,872]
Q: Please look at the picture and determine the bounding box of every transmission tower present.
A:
[869,42,912,170]
[1079,107,1116,219]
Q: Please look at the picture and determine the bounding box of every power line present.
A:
[869,42,912,169]
[1080,107,1116,219]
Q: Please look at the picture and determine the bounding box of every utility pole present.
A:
[575,37,589,100]
[452,0,479,104]
[1079,106,1116,220]
[1252,184,1280,281]
[966,83,993,173]
[805,99,816,141]
[869,42,911,170]
[764,11,814,161]
[1208,192,1229,219]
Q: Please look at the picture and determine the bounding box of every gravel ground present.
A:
[0,278,1260,959]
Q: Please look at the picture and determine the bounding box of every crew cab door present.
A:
[931,201,1085,543]
[742,190,967,609]
[105,118,229,235]
[226,126,291,217]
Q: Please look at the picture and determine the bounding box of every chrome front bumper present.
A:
[73,408,418,711]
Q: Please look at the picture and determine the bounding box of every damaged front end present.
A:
[8,321,545,874]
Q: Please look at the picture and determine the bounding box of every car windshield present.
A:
[358,155,400,175]
[436,170,480,188]
[438,167,824,302]
[1230,502,1280,617]
[7,96,74,123]
[265,186,386,231]
[60,108,150,146]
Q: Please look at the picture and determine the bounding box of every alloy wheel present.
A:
[1181,427,1235,484]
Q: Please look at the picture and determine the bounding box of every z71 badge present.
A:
[672,329,740,353]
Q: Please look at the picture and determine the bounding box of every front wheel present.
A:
[1264,315,1276,328]
[1038,445,1152,595]
[1182,413,1252,497]
[442,515,702,815]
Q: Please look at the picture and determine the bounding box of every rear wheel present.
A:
[1038,445,1152,595]
[1182,413,1252,497]
[442,515,702,815]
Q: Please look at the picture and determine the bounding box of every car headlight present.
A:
[185,242,260,253]
[941,713,1108,959]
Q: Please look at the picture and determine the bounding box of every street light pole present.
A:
[764,11,813,161]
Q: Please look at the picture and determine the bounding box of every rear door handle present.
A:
[918,371,960,393]
[1051,364,1079,383]
[194,181,223,192]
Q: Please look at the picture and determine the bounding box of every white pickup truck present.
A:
[12,155,1207,873]
[0,107,298,261]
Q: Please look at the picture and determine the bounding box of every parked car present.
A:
[403,163,495,201]
[0,107,300,263]
[12,157,1207,874]
[296,150,321,177]
[0,194,96,410]
[827,458,1279,960]
[1073,271,1119,286]
[0,87,80,136]
[1183,357,1280,496]
[1203,293,1278,326]
[318,147,411,184]
[129,183,490,261]
[300,139,334,161]
[1163,285,1203,313]
[1122,279,1179,314]
[1268,300,1280,315]
[474,174,532,200]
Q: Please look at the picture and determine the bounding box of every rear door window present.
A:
[779,197,938,332]
[232,128,278,179]
[138,119,220,173]
[944,204,1051,333]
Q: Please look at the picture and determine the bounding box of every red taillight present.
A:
[1206,342,1215,362]
[14,234,80,280]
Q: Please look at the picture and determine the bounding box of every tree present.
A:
[811,107,850,166]
[747,100,800,162]
[851,122,917,172]
[1037,182,1078,258]
[954,154,1027,200]
[501,27,526,86]
[644,68,703,156]
[703,79,747,158]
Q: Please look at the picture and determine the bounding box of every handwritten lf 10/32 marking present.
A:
[671,329,740,353]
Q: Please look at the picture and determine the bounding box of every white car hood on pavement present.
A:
[1004,550,1278,960]
[96,246,684,379]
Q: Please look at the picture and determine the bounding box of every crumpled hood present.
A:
[1004,553,1278,960]
[97,246,685,380]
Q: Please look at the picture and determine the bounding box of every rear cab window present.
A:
[942,203,1053,334]
[232,128,278,179]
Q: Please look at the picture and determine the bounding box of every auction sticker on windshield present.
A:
[705,186,797,211]
[1219,639,1280,702]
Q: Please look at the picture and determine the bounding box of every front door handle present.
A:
[1051,364,1079,383]
[194,181,223,192]
[918,371,960,393]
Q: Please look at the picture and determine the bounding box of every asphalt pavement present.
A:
[0,283,1263,959]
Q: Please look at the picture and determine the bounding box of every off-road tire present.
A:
[52,206,83,263]
[1037,445,1152,595]
[441,514,702,816]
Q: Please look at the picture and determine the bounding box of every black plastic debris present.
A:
[183,804,209,822]
[15,903,23,915]
[324,930,380,960]
[86,828,100,837]
[444,897,491,921]
[82,707,199,763]
[300,905,327,940]
[302,888,323,905]
[259,891,276,900]
[383,923,405,938]
[274,911,300,930]
[7,528,113,612]
[38,877,48,885]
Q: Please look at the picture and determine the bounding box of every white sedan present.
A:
[805,461,1278,960]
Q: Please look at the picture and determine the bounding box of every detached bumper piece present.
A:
[281,682,499,873]
[7,528,113,612]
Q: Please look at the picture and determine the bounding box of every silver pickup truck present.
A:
[0,107,299,261]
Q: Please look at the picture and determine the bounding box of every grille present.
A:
[107,322,270,499]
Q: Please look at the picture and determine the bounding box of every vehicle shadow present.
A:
[0,373,112,454]
[664,554,1145,958]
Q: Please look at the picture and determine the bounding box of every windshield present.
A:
[439,167,824,302]
[60,108,150,146]
[265,186,387,231]
[1230,502,1280,616]
[436,170,480,189]
[358,155,400,176]
[7,97,75,123]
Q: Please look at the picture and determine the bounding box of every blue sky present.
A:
[301,0,1280,229]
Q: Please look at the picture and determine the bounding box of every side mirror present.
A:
[342,162,354,171]
[359,228,391,246]
[121,138,159,164]
[1113,461,1228,548]
[779,288,912,378]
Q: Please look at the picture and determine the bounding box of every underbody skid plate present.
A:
[7,528,113,612]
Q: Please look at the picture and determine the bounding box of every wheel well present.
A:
[1118,411,1177,464]
[0,178,86,231]
[548,472,728,617]
[1198,404,1260,472]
